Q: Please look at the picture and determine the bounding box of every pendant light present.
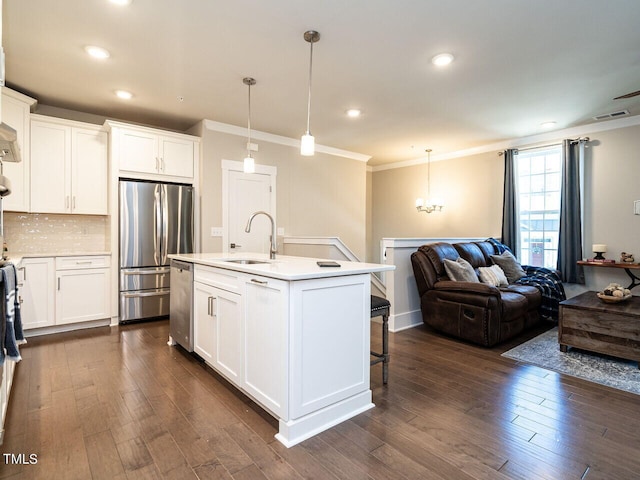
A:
[301,30,320,156]
[415,149,444,213]
[243,77,256,173]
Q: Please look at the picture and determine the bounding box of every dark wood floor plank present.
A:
[84,430,127,480]
[223,422,303,480]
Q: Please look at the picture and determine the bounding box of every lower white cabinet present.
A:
[243,276,288,418]
[194,280,243,384]
[18,257,56,329]
[18,255,110,330]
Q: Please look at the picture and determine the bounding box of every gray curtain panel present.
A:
[557,139,585,284]
[501,148,518,253]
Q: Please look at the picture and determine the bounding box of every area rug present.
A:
[502,327,640,395]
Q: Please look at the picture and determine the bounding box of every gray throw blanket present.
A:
[1,263,26,365]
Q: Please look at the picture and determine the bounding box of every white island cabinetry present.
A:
[193,268,243,384]
[243,275,288,418]
[171,253,394,447]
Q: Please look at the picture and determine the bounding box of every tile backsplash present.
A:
[3,212,110,254]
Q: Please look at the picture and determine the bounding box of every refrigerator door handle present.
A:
[161,184,169,265]
[154,184,162,266]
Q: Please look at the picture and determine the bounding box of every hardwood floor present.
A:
[2,319,640,479]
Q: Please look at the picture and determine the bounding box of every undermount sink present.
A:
[224,259,270,265]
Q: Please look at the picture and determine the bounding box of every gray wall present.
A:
[370,122,640,295]
[197,122,368,260]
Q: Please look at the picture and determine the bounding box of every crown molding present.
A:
[371,114,640,172]
[202,119,371,163]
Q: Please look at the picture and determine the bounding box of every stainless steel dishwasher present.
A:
[170,259,194,351]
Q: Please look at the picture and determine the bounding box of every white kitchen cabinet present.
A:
[194,268,243,384]
[1,88,36,212]
[30,116,108,215]
[194,281,216,364]
[111,122,196,180]
[18,257,56,329]
[243,276,288,418]
[55,256,110,325]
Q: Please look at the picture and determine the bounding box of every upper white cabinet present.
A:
[1,88,37,212]
[107,121,198,181]
[30,115,108,215]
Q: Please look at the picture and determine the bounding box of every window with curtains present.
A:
[516,145,563,268]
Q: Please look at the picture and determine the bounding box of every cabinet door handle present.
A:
[161,158,165,172]
[57,277,61,291]
[155,157,159,172]
[250,278,268,285]
[66,196,70,210]
[75,261,93,265]
[73,196,76,210]
[207,296,213,316]
[18,266,25,281]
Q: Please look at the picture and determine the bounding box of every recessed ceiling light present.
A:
[432,53,454,67]
[346,109,361,118]
[540,121,557,129]
[84,45,110,59]
[109,0,133,5]
[115,90,133,100]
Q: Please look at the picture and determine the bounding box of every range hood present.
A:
[0,122,22,164]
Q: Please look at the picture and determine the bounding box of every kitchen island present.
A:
[168,252,394,447]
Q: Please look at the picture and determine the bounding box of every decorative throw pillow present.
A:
[443,257,479,283]
[478,265,508,287]
[490,250,526,283]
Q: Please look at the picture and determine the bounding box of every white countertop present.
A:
[169,252,395,281]
[8,252,111,266]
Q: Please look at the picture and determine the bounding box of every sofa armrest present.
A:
[434,280,500,296]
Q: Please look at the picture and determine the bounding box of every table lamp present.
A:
[592,244,607,260]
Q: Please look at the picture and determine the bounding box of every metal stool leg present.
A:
[370,305,390,385]
[381,310,389,385]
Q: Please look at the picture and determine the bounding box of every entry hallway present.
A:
[2,320,640,479]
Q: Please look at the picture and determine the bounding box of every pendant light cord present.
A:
[306,40,314,134]
[426,149,432,200]
[247,81,252,150]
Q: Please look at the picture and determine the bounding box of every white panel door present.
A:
[243,276,288,418]
[30,120,71,213]
[213,288,242,384]
[194,282,216,363]
[118,128,158,174]
[72,128,108,214]
[228,170,273,254]
[56,268,110,325]
[160,136,194,178]
[18,258,55,329]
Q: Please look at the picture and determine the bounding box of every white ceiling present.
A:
[4,0,640,166]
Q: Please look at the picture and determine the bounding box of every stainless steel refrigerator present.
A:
[119,179,194,323]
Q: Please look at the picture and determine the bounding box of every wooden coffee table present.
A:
[559,291,640,367]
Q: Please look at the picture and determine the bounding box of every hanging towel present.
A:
[0,263,26,365]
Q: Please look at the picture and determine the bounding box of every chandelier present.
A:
[415,149,444,213]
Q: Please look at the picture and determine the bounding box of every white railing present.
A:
[282,236,386,296]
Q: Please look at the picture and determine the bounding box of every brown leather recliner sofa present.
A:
[411,240,542,347]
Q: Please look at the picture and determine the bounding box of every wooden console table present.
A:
[559,291,640,367]
[578,260,640,290]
